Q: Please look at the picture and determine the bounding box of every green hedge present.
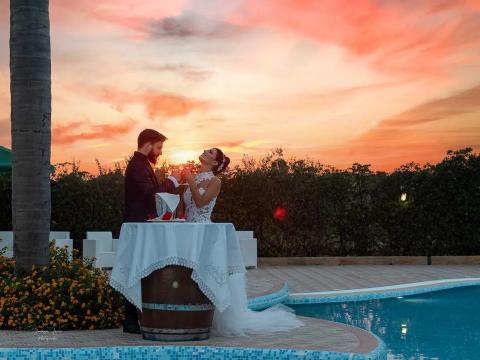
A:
[1,148,479,257]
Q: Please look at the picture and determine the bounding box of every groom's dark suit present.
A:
[124,151,176,222]
[122,151,177,330]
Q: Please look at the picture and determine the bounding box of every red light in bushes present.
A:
[273,207,287,220]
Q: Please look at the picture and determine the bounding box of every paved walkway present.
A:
[0,316,378,354]
[247,265,480,293]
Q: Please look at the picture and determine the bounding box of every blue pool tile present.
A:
[0,344,387,360]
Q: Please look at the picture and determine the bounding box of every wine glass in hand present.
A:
[180,162,198,182]
[170,168,182,183]
[183,168,196,187]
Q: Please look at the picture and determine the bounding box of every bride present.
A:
[182,148,304,337]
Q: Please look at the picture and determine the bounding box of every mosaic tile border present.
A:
[362,333,387,360]
[247,282,290,310]
[0,343,387,360]
[284,279,480,305]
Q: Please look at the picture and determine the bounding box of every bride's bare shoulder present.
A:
[204,176,221,189]
[198,177,221,189]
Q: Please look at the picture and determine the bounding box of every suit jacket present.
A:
[123,151,176,222]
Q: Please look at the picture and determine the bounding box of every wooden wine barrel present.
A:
[139,265,214,341]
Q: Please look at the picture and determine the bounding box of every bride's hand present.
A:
[184,169,195,186]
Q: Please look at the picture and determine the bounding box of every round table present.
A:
[109,222,246,340]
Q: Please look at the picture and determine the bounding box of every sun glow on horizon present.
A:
[167,150,199,165]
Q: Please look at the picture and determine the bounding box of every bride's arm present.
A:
[186,174,221,208]
[176,193,186,218]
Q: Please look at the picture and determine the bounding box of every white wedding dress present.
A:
[184,171,304,336]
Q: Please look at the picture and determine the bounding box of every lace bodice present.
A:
[184,171,217,223]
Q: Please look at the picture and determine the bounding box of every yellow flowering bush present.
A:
[0,241,124,330]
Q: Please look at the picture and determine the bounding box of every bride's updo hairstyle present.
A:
[212,148,230,175]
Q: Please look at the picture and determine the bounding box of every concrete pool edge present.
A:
[247,282,290,310]
[285,277,480,304]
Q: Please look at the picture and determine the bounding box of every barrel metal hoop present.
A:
[142,302,214,311]
[140,326,211,334]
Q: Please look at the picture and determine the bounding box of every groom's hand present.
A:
[171,169,182,182]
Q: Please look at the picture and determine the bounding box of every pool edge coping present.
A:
[247,282,290,311]
[284,277,480,304]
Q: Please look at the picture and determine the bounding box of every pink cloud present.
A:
[48,0,246,42]
[49,0,186,34]
[95,88,209,119]
[224,0,480,78]
[35,0,480,82]
[53,119,133,144]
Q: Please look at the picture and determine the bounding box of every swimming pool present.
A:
[289,285,480,360]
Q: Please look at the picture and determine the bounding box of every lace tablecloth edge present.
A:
[109,257,245,312]
[125,257,245,288]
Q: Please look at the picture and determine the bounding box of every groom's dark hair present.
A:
[137,129,167,148]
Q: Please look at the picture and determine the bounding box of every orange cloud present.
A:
[194,117,225,129]
[374,85,480,128]
[95,88,208,119]
[289,81,403,108]
[204,140,272,155]
[322,84,480,170]
[148,64,211,82]
[142,93,208,118]
[53,119,133,144]
[208,140,245,148]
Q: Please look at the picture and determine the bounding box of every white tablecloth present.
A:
[109,222,246,312]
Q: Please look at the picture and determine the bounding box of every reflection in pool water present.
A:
[289,285,480,360]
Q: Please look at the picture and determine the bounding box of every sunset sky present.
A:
[1,0,479,173]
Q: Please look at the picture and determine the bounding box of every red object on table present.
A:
[162,212,173,220]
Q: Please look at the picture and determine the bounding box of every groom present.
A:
[123,129,180,333]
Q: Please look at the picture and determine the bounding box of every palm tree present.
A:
[10,0,51,275]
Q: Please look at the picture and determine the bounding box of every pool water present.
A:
[289,285,480,360]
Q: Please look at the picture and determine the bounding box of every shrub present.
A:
[0,241,123,330]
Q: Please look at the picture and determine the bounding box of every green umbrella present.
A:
[0,146,55,174]
[0,146,11,173]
